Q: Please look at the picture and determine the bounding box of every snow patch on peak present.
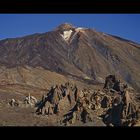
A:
[75,27,86,34]
[60,27,86,43]
[60,30,73,41]
[75,27,83,31]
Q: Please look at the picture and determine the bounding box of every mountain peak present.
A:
[56,23,75,31]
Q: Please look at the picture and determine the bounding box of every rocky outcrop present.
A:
[36,82,78,116]
[35,75,140,126]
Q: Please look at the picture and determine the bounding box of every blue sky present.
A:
[0,14,140,43]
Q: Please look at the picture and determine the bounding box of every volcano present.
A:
[0,23,140,92]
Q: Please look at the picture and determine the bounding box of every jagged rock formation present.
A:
[35,75,140,126]
[36,82,78,116]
